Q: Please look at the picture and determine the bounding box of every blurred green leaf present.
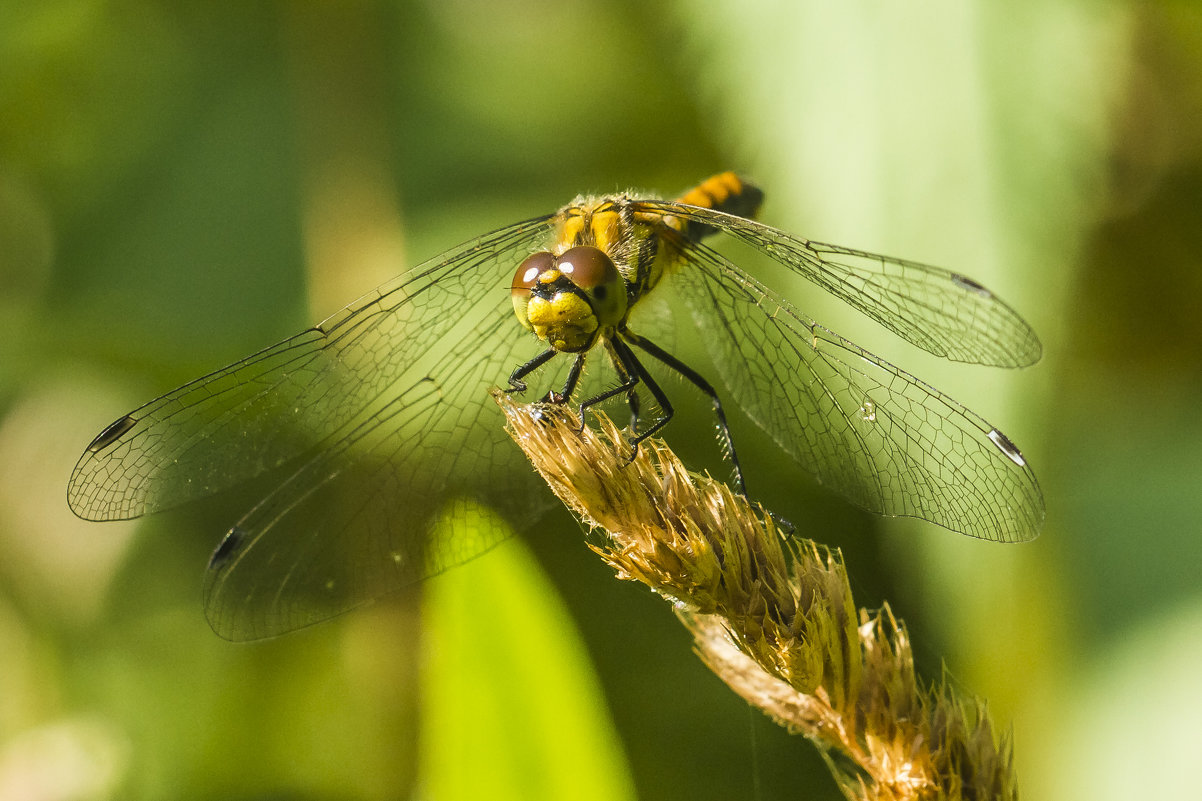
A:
[421,509,635,801]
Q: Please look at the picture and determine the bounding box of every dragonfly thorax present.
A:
[511,246,629,353]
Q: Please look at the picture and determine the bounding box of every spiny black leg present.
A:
[604,340,642,432]
[577,353,640,423]
[608,337,675,463]
[550,353,587,405]
[508,347,557,394]
[622,329,747,497]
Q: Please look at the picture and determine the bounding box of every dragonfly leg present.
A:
[550,353,586,405]
[508,347,557,394]
[607,337,675,466]
[577,344,641,429]
[604,339,642,432]
[622,329,747,497]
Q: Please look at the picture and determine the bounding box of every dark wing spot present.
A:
[208,526,246,570]
[86,415,138,453]
[951,273,992,298]
[987,428,1026,467]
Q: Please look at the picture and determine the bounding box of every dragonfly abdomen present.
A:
[674,172,764,242]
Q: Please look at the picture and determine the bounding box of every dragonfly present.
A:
[68,172,1045,640]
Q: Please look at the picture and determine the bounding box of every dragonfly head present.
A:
[511,246,628,353]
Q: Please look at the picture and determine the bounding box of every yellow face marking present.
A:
[526,293,598,352]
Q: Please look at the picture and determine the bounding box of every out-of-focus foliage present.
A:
[1,1,1199,799]
[421,510,634,801]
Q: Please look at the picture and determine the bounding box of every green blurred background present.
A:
[2,1,1199,799]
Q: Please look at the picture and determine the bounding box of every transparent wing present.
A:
[203,309,549,640]
[68,216,555,519]
[69,214,562,639]
[669,240,1044,542]
[636,200,1041,368]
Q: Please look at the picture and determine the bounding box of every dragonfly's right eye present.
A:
[513,252,554,291]
[512,251,555,330]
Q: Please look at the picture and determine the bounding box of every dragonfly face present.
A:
[69,171,1045,640]
[510,246,629,353]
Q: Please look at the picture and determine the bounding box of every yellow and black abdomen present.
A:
[674,172,764,242]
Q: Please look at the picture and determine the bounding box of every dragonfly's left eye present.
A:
[556,246,616,291]
[557,246,627,328]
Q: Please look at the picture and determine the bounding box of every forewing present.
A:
[638,200,1041,368]
[68,215,555,521]
[672,241,1045,542]
[68,214,563,639]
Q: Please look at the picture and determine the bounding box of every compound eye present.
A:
[556,246,618,290]
[513,251,555,291]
